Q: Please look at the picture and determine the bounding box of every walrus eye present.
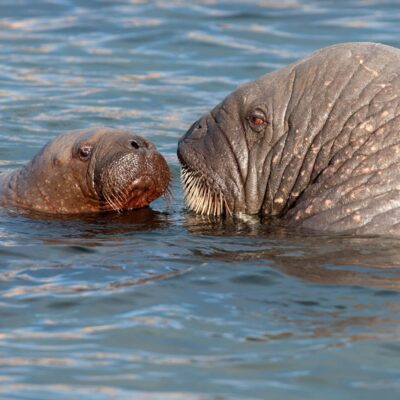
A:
[250,116,265,125]
[248,114,267,126]
[79,145,92,161]
[247,112,268,131]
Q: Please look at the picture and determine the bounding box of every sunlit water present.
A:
[0,1,400,399]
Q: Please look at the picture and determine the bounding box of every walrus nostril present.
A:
[181,118,207,142]
[130,140,140,149]
[130,139,154,150]
[143,140,152,149]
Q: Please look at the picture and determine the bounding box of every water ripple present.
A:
[1,0,400,399]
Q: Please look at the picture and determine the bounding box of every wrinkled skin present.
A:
[178,42,400,235]
[0,127,170,214]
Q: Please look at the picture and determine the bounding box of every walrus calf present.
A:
[178,42,400,235]
[0,127,170,214]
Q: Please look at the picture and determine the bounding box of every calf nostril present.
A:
[130,140,140,149]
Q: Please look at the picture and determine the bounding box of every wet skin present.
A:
[178,42,400,235]
[0,127,170,214]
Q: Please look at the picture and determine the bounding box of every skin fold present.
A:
[0,127,170,214]
[178,42,400,235]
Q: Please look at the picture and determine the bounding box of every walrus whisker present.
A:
[111,189,125,211]
[103,193,114,211]
[207,190,212,215]
[224,197,232,216]
[104,190,123,212]
[207,190,213,216]
[181,166,226,216]
[184,173,198,193]
[119,184,141,211]
[114,191,127,211]
[107,194,120,212]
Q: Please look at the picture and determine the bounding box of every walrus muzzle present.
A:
[97,149,170,211]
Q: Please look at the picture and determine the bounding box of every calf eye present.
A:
[79,145,92,161]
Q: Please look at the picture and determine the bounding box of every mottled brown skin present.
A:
[178,42,400,235]
[0,127,170,214]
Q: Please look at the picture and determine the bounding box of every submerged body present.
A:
[0,127,170,214]
[178,42,400,235]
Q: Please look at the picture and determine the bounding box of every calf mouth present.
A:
[97,152,170,212]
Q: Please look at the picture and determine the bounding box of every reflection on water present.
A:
[185,214,400,289]
[1,0,400,399]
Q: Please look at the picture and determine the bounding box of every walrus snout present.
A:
[178,113,240,216]
[97,145,170,212]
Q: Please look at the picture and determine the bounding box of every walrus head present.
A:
[178,42,400,235]
[11,127,170,214]
[177,72,287,217]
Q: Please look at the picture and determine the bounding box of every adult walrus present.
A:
[0,127,170,214]
[178,42,400,235]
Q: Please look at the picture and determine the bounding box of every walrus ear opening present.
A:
[52,157,61,167]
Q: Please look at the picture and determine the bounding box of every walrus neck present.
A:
[261,44,392,217]
[2,165,98,214]
[0,169,24,208]
[260,125,338,217]
[1,166,56,212]
[263,121,378,218]
[258,66,359,215]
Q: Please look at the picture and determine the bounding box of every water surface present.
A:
[0,1,400,399]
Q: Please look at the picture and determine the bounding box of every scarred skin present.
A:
[178,42,400,235]
[0,127,170,214]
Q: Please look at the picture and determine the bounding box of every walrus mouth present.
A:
[98,152,170,212]
[181,165,231,216]
[102,176,160,211]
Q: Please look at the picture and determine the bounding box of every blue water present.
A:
[1,1,400,399]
